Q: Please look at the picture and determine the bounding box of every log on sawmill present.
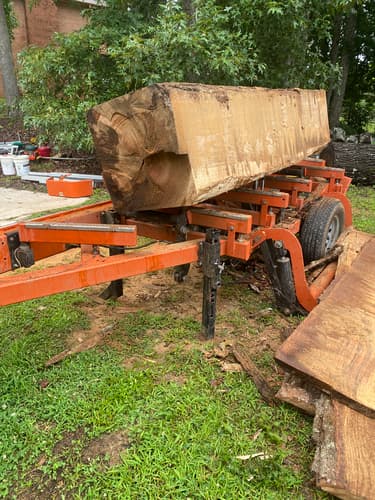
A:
[87,83,330,212]
[321,142,375,185]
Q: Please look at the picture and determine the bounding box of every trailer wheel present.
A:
[300,197,345,263]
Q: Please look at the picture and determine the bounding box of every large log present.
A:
[88,83,330,212]
[321,142,375,185]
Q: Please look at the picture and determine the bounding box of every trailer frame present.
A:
[0,159,352,338]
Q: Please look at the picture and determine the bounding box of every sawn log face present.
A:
[275,236,375,415]
[88,83,330,212]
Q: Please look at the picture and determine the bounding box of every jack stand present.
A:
[200,229,224,339]
[99,210,124,300]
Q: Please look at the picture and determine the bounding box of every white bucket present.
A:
[0,155,16,175]
[14,155,30,176]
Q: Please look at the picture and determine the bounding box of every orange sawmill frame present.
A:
[0,159,352,334]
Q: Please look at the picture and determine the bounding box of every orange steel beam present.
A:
[295,158,326,167]
[265,175,313,193]
[125,219,177,241]
[0,240,202,306]
[187,205,252,233]
[18,222,137,246]
[303,166,345,180]
[0,200,114,267]
[215,189,290,208]
[259,227,318,311]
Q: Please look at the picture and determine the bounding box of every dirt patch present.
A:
[160,373,187,385]
[16,428,130,499]
[81,430,131,467]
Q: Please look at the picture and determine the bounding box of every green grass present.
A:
[0,294,315,498]
[347,185,375,233]
[0,185,373,498]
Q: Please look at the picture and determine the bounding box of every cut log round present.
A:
[88,83,330,212]
[321,142,375,185]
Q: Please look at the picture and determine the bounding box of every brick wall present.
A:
[0,0,87,96]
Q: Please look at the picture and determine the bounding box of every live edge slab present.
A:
[276,234,375,416]
[88,83,330,212]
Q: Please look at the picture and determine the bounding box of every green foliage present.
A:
[18,0,262,151]
[18,28,125,151]
[228,0,335,89]
[340,1,375,131]
[3,0,17,39]
[17,0,375,150]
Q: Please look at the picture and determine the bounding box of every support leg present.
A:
[200,229,223,339]
[173,211,190,283]
[99,210,124,300]
[261,240,304,315]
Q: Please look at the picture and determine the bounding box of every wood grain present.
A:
[336,229,373,277]
[312,394,375,500]
[276,236,375,415]
[88,83,330,212]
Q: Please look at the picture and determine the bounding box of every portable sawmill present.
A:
[0,84,353,338]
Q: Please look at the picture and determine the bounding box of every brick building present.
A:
[1,0,96,96]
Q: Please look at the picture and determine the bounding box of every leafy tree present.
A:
[18,0,262,150]
[339,1,375,131]
[17,0,374,151]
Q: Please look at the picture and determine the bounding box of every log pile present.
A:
[321,142,375,185]
[88,83,330,212]
[276,230,375,499]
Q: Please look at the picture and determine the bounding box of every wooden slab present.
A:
[276,236,375,415]
[312,395,375,500]
[88,83,330,212]
[336,229,373,277]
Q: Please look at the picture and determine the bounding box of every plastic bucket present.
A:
[0,155,16,175]
[38,145,51,157]
[14,155,30,176]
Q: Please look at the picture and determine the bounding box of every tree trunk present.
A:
[326,13,343,108]
[321,142,375,185]
[182,0,195,19]
[0,0,19,105]
[328,10,357,128]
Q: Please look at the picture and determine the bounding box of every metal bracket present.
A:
[6,231,35,270]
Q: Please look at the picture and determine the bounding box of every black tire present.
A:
[300,197,345,263]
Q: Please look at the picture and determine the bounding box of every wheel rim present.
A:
[325,214,341,251]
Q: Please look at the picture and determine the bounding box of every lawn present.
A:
[0,184,373,499]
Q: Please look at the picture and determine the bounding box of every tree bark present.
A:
[321,142,375,185]
[312,394,375,500]
[182,0,195,19]
[328,10,357,128]
[326,13,343,108]
[0,0,19,105]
